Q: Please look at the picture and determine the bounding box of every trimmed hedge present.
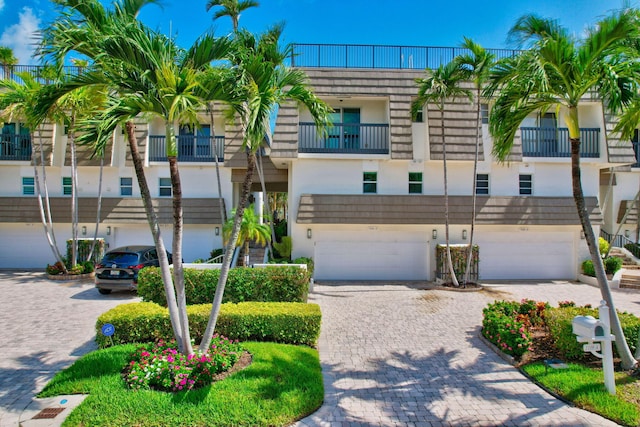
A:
[546,306,640,360]
[137,266,310,306]
[96,301,321,348]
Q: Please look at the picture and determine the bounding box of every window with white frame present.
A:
[409,172,423,194]
[159,177,172,197]
[480,104,489,124]
[120,177,133,196]
[363,172,377,194]
[519,174,532,195]
[62,177,72,195]
[22,177,34,195]
[476,174,489,195]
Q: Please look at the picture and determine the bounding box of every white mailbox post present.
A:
[572,300,616,395]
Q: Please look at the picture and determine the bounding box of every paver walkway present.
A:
[297,280,640,426]
[0,271,139,427]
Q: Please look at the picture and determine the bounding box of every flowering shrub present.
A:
[123,335,244,392]
[481,300,547,358]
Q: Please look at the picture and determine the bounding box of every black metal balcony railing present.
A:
[0,134,31,161]
[148,135,225,162]
[632,141,640,168]
[0,65,83,84]
[291,43,521,70]
[520,127,600,158]
[299,122,389,154]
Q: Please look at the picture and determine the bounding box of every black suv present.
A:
[95,246,172,294]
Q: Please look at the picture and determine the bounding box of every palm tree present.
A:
[37,0,231,355]
[485,12,640,369]
[223,204,270,264]
[456,38,495,285]
[412,61,471,287]
[0,46,17,79]
[198,26,331,352]
[206,0,259,32]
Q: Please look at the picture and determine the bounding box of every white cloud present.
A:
[0,7,41,65]
[0,1,5,12]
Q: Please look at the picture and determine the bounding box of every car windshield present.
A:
[101,252,139,266]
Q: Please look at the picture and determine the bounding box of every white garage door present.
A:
[314,239,429,281]
[478,232,575,280]
[0,224,58,269]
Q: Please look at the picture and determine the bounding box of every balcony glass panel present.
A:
[520,127,599,158]
[299,122,389,154]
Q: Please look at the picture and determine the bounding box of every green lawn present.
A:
[522,362,640,427]
[39,342,323,427]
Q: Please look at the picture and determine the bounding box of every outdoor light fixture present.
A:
[81,226,87,236]
[462,229,468,240]
[307,228,312,239]
[215,227,220,236]
[432,229,437,240]
[106,226,111,236]
[625,229,631,238]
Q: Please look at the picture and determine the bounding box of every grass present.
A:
[522,362,640,426]
[38,342,323,427]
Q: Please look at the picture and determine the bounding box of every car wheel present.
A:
[98,288,112,295]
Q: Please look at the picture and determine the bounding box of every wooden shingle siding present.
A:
[271,101,299,159]
[125,120,148,167]
[222,119,246,167]
[67,133,114,167]
[0,197,225,225]
[617,200,638,224]
[33,121,55,166]
[297,194,601,225]
[603,110,636,164]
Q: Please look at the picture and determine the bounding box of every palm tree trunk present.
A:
[256,151,276,256]
[200,149,257,352]
[168,154,193,355]
[464,88,481,285]
[69,121,79,268]
[441,106,459,287]
[125,121,186,353]
[87,156,104,262]
[570,136,637,369]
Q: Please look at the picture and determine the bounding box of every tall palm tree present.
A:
[198,26,331,352]
[38,0,230,355]
[455,38,495,285]
[206,0,259,32]
[486,12,640,369]
[412,61,471,287]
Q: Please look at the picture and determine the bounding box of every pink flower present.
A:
[141,351,150,357]
[167,355,174,362]
[180,379,187,385]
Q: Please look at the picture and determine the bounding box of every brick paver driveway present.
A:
[0,271,139,427]
[297,280,640,426]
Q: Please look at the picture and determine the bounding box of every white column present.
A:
[253,192,264,224]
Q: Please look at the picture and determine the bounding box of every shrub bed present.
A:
[546,306,640,360]
[137,266,310,306]
[96,301,321,348]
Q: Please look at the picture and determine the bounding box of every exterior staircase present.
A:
[610,247,640,290]
[237,241,267,266]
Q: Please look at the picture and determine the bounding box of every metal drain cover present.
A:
[32,407,65,419]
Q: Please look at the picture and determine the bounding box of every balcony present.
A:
[520,127,600,158]
[299,123,389,154]
[148,135,224,162]
[0,134,31,161]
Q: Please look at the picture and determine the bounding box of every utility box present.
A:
[572,315,606,342]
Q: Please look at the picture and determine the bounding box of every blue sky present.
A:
[0,0,633,64]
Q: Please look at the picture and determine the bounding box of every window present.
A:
[159,177,172,197]
[22,177,34,195]
[120,177,133,196]
[519,174,532,195]
[480,104,489,124]
[476,174,489,195]
[363,172,377,194]
[413,107,424,123]
[409,172,423,194]
[62,177,72,195]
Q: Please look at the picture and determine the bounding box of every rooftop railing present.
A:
[291,43,521,69]
[0,65,83,84]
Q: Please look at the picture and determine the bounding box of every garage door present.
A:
[314,240,429,280]
[0,224,58,269]
[478,232,575,280]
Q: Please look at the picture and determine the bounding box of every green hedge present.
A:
[547,306,640,360]
[137,266,310,306]
[95,301,321,348]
